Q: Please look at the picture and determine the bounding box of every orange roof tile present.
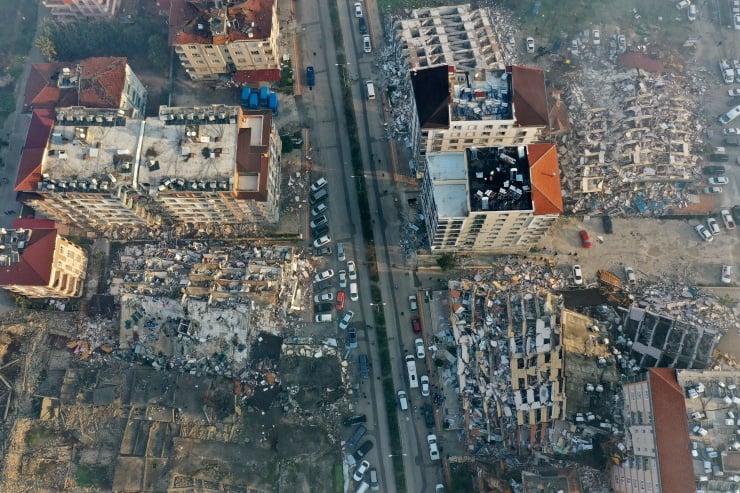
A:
[170,0,275,46]
[527,143,563,215]
[649,368,696,493]
[510,65,549,127]
[15,109,55,192]
[0,227,56,288]
[233,69,280,84]
[76,57,126,108]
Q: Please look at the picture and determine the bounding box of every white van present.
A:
[398,390,409,411]
[350,282,359,301]
[366,81,375,100]
[315,313,332,323]
[719,104,740,125]
[405,355,418,388]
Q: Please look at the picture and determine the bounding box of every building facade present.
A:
[169,0,280,81]
[0,220,88,298]
[43,0,119,22]
[420,143,562,253]
[16,105,281,236]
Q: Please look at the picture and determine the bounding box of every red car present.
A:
[579,229,592,248]
[411,316,422,334]
[336,291,346,311]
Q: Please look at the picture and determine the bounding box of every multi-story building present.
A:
[24,57,147,117]
[17,105,281,235]
[169,0,280,82]
[42,0,119,22]
[0,219,88,299]
[420,143,562,252]
[408,64,550,175]
[612,368,695,493]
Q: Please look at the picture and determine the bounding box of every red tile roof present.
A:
[527,143,563,215]
[170,0,275,46]
[0,227,56,289]
[649,368,696,493]
[15,109,55,192]
[510,65,549,128]
[234,111,273,202]
[233,69,281,84]
[12,218,56,229]
[24,63,63,111]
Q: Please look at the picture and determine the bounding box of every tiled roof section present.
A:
[75,57,126,108]
[411,65,451,130]
[233,69,281,84]
[510,65,548,127]
[0,228,56,288]
[12,218,56,229]
[649,368,696,493]
[24,63,63,110]
[170,0,274,46]
[15,109,55,192]
[527,143,563,215]
[234,127,268,202]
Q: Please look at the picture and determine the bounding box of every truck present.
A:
[306,66,315,87]
[405,354,418,388]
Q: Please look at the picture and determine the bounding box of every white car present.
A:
[675,0,690,9]
[409,295,418,311]
[354,2,363,17]
[695,224,713,242]
[526,37,535,53]
[624,266,636,283]
[688,4,697,20]
[314,292,334,303]
[337,242,345,261]
[350,282,359,301]
[347,260,357,280]
[722,265,733,284]
[427,434,440,460]
[314,269,335,282]
[616,35,626,53]
[310,177,327,193]
[353,460,370,481]
[415,338,425,359]
[420,375,430,396]
[721,209,736,229]
[339,270,347,288]
[313,235,331,248]
[339,310,354,330]
[730,89,740,97]
[362,35,372,53]
[709,176,729,185]
[592,29,600,46]
[573,264,583,285]
[704,186,723,194]
[723,127,740,135]
[735,13,740,30]
[707,217,721,235]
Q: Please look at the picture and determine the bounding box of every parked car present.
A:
[336,291,346,311]
[695,224,713,242]
[734,13,740,30]
[726,136,740,145]
[411,316,422,334]
[348,327,358,349]
[526,37,535,53]
[315,302,333,313]
[306,66,315,87]
[704,186,723,194]
[579,229,592,248]
[415,338,425,359]
[311,177,327,193]
[435,485,445,493]
[369,468,379,491]
[347,260,357,280]
[350,282,359,301]
[616,35,626,53]
[409,295,418,311]
[710,153,730,162]
[573,264,583,285]
[358,16,367,34]
[420,375,430,397]
[314,292,334,303]
[729,89,740,97]
[703,165,726,174]
[353,440,373,461]
[354,2,363,17]
[602,214,613,234]
[687,4,697,20]
[315,313,332,323]
[353,460,370,482]
[676,0,690,9]
[338,270,348,289]
[722,264,733,284]
[709,176,729,185]
[314,246,332,257]
[423,404,435,428]
[342,414,367,427]
[721,209,736,229]
[337,242,345,261]
[723,127,740,135]
[362,35,372,53]
[592,29,600,45]
[339,310,354,330]
[310,214,328,228]
[313,235,331,248]
[314,269,335,283]
[624,266,636,283]
[707,217,721,235]
[427,434,440,460]
[311,225,330,239]
[397,390,409,411]
[311,203,328,217]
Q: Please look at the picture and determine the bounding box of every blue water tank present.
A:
[248,92,259,109]
[268,93,278,115]
[259,86,269,105]
[240,87,251,104]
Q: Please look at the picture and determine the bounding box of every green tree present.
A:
[436,253,456,270]
[35,35,57,62]
[147,36,169,73]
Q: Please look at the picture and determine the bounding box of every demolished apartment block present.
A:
[450,279,565,453]
[19,105,282,237]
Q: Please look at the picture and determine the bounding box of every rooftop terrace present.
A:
[450,69,512,122]
[466,146,533,213]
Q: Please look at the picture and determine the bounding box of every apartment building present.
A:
[43,0,119,22]
[169,0,280,81]
[0,219,88,299]
[16,105,281,235]
[420,143,562,253]
[612,368,695,493]
[24,57,147,118]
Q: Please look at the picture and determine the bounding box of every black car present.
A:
[602,215,613,234]
[703,165,727,175]
[314,279,333,292]
[314,246,333,257]
[423,404,434,429]
[710,153,729,162]
[311,225,330,239]
[315,302,333,313]
[342,414,367,427]
[353,440,374,461]
[359,353,369,379]
[359,17,367,34]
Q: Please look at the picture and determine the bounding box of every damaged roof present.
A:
[0,226,57,289]
[510,65,549,128]
[411,65,451,130]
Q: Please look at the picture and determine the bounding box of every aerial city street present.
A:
[0,0,737,492]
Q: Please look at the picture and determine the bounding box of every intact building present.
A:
[420,143,562,252]
[169,0,281,82]
[408,65,549,174]
[17,105,281,235]
[42,0,119,22]
[612,368,695,493]
[0,219,88,299]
